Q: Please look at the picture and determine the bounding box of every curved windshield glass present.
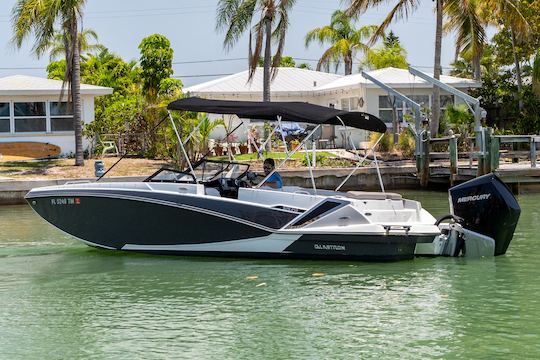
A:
[191,160,249,182]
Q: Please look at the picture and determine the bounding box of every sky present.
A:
[0,0,461,87]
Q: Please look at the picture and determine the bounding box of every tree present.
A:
[12,0,88,166]
[37,28,105,61]
[443,0,486,80]
[139,34,174,103]
[360,31,408,70]
[216,0,297,102]
[258,55,296,67]
[138,34,177,157]
[305,10,377,75]
[533,51,540,100]
[345,0,527,136]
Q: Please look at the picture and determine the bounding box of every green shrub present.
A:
[397,128,415,158]
[369,131,394,152]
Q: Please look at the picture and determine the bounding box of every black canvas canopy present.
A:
[167,97,387,133]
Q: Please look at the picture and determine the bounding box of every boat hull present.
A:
[26,190,435,261]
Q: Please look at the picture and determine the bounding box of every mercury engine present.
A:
[447,173,521,256]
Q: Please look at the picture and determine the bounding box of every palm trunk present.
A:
[263,18,272,102]
[510,27,524,111]
[431,0,443,137]
[71,18,84,166]
[473,54,481,81]
[344,52,352,75]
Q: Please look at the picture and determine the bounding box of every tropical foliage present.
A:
[216,0,297,101]
[305,10,377,75]
[359,31,408,70]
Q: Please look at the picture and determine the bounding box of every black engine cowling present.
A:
[449,173,521,256]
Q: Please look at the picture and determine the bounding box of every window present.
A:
[378,96,404,125]
[340,97,360,111]
[50,102,74,131]
[0,103,9,133]
[14,102,46,132]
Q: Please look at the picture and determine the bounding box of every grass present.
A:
[0,158,170,179]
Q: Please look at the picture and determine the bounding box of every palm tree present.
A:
[305,10,377,75]
[345,0,526,135]
[443,0,486,81]
[360,31,408,70]
[533,51,540,101]
[37,28,105,61]
[345,0,443,135]
[12,0,88,166]
[216,0,296,102]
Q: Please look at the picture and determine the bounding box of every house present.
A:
[0,75,113,156]
[184,67,480,147]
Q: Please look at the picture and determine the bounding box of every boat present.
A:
[25,98,521,261]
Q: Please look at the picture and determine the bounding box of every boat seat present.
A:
[346,191,402,200]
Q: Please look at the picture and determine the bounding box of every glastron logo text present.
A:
[457,193,491,203]
[314,244,346,251]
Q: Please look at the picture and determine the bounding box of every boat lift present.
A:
[408,67,488,175]
[361,71,430,186]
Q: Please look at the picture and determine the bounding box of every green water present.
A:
[1,191,539,359]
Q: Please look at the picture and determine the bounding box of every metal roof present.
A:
[184,67,342,95]
[315,67,481,92]
[0,75,113,96]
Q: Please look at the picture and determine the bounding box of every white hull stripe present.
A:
[121,233,301,253]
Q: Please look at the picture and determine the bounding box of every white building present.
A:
[184,67,480,146]
[0,75,113,155]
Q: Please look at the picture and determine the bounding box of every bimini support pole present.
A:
[276,115,289,155]
[304,141,317,194]
[335,133,385,192]
[256,124,322,189]
[168,111,196,179]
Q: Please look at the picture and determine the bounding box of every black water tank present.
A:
[449,173,521,256]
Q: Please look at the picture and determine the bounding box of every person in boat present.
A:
[261,158,282,189]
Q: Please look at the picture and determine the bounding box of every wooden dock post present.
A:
[484,128,493,174]
[449,135,458,185]
[491,134,500,171]
[530,137,537,168]
[419,131,430,187]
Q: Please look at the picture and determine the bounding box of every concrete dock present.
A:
[2,161,539,205]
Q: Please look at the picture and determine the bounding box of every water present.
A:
[1,191,540,359]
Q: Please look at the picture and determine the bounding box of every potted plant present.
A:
[290,139,301,150]
[239,141,248,154]
[214,142,224,156]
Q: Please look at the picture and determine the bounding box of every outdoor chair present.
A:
[317,125,337,149]
[99,135,119,157]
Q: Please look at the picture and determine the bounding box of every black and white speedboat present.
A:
[25,98,521,261]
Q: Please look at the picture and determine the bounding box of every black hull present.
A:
[26,191,435,261]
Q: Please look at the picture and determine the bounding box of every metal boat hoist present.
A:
[408,67,489,176]
[361,71,431,186]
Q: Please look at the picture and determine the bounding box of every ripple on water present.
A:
[1,195,540,359]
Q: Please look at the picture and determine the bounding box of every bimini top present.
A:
[167,97,387,133]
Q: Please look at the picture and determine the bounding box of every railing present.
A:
[491,135,540,169]
[417,131,540,186]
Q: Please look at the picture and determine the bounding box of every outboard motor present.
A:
[449,173,521,256]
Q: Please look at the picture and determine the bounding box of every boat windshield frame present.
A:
[144,160,250,184]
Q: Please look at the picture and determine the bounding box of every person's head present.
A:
[263,158,275,176]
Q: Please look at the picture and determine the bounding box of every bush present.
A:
[369,131,394,152]
[397,128,415,158]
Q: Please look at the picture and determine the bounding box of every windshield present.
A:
[191,160,250,182]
